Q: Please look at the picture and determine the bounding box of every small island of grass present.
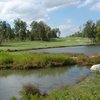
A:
[0,51,100,70]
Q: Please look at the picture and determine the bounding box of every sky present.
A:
[0,0,100,37]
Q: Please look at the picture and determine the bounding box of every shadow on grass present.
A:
[0,43,27,47]
[0,44,13,47]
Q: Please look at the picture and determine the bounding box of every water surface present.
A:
[30,46,100,55]
[0,65,93,100]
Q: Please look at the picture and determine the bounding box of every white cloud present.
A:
[78,0,95,8]
[0,0,46,23]
[58,20,79,37]
[91,2,100,11]
[45,0,80,12]
[0,0,99,24]
[0,0,80,23]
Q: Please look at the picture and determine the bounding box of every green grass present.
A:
[0,37,89,51]
[0,51,100,69]
[0,51,76,69]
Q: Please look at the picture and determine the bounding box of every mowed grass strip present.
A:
[0,37,89,51]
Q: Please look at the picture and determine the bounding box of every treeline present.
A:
[0,18,60,44]
[71,19,100,43]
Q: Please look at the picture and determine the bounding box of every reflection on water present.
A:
[0,65,93,100]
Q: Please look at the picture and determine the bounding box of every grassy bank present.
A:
[11,73,100,100]
[0,51,76,69]
[0,51,100,70]
[0,37,89,51]
[46,74,100,100]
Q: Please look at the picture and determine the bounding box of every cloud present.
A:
[0,0,44,25]
[91,2,100,11]
[45,0,80,12]
[0,0,99,24]
[77,0,100,11]
[78,0,95,8]
[0,0,80,23]
[0,0,47,23]
[58,20,79,37]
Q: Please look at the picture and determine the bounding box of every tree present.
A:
[54,28,61,37]
[95,20,100,43]
[6,23,13,40]
[30,21,40,40]
[50,28,60,38]
[96,26,100,42]
[0,21,12,44]
[14,18,27,40]
[0,19,61,43]
[38,21,47,40]
[30,21,60,41]
[96,20,100,26]
[45,25,51,40]
[83,20,96,42]
[26,29,31,40]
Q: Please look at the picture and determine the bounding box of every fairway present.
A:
[0,37,89,51]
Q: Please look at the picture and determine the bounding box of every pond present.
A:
[0,65,94,100]
[30,46,100,55]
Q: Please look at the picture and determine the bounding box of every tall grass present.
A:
[0,51,100,69]
[0,51,14,69]
[0,51,13,64]
[0,51,76,69]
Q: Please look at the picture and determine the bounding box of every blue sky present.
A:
[0,0,100,37]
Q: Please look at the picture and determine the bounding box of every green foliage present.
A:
[95,25,100,43]
[0,51,14,65]
[14,18,27,40]
[0,18,60,45]
[83,20,96,40]
[0,21,12,44]
[20,83,40,96]
[72,19,100,44]
[10,96,16,100]
[19,84,44,100]
[30,21,60,41]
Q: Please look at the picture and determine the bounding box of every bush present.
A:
[10,96,16,100]
[21,83,40,96]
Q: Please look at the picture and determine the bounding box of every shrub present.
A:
[21,83,40,96]
[10,96,16,100]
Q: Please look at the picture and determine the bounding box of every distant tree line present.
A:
[71,19,100,43]
[0,18,61,44]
